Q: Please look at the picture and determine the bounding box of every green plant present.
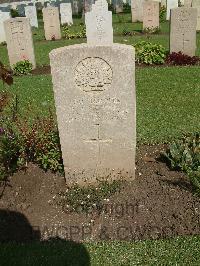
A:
[62,26,86,39]
[13,60,33,75]
[123,3,131,13]
[10,8,20,18]
[134,41,167,64]
[0,41,6,46]
[57,180,123,213]
[0,100,64,179]
[159,6,166,22]
[164,133,200,193]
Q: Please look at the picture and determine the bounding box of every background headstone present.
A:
[192,0,200,30]
[184,0,192,6]
[170,7,197,56]
[143,1,160,30]
[131,0,145,22]
[42,7,61,40]
[72,0,79,15]
[4,17,36,68]
[25,5,38,27]
[60,3,73,25]
[85,0,113,45]
[0,11,10,43]
[167,0,178,20]
[114,0,124,13]
[17,4,26,16]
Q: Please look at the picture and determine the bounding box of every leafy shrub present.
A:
[0,41,6,46]
[13,60,33,75]
[0,106,64,179]
[166,52,199,66]
[57,180,123,213]
[164,133,200,194]
[10,8,20,18]
[62,26,86,39]
[123,3,131,13]
[159,6,166,22]
[134,41,167,65]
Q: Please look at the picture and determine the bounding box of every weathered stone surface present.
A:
[184,0,192,6]
[161,0,167,6]
[192,0,200,30]
[131,0,146,22]
[25,5,38,28]
[167,0,178,20]
[72,0,79,15]
[143,1,159,30]
[60,3,73,25]
[0,11,10,43]
[4,17,36,68]
[85,0,113,45]
[170,7,197,56]
[114,0,124,13]
[49,44,136,186]
[42,7,61,40]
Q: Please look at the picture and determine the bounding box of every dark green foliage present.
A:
[164,133,200,193]
[134,41,167,64]
[159,6,166,22]
[13,60,33,76]
[58,180,123,213]
[0,101,64,179]
[62,26,86,39]
[10,8,20,18]
[123,3,131,13]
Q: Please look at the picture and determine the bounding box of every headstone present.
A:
[192,0,200,30]
[131,0,145,22]
[84,0,94,13]
[85,0,113,45]
[4,17,36,68]
[0,11,10,43]
[167,0,178,20]
[17,4,26,16]
[25,5,38,27]
[60,3,73,25]
[114,0,124,13]
[50,0,136,186]
[143,1,159,30]
[72,0,79,15]
[184,0,192,6]
[42,7,61,40]
[170,7,197,56]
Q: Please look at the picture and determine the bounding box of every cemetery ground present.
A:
[0,13,200,264]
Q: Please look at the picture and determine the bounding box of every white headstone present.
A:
[50,0,136,186]
[170,7,197,56]
[60,3,73,25]
[0,11,10,43]
[85,0,113,45]
[192,0,200,30]
[167,0,178,20]
[131,0,146,22]
[25,5,38,28]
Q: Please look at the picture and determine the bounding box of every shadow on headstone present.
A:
[0,209,91,265]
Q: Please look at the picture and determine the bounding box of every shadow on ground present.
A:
[0,209,90,266]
